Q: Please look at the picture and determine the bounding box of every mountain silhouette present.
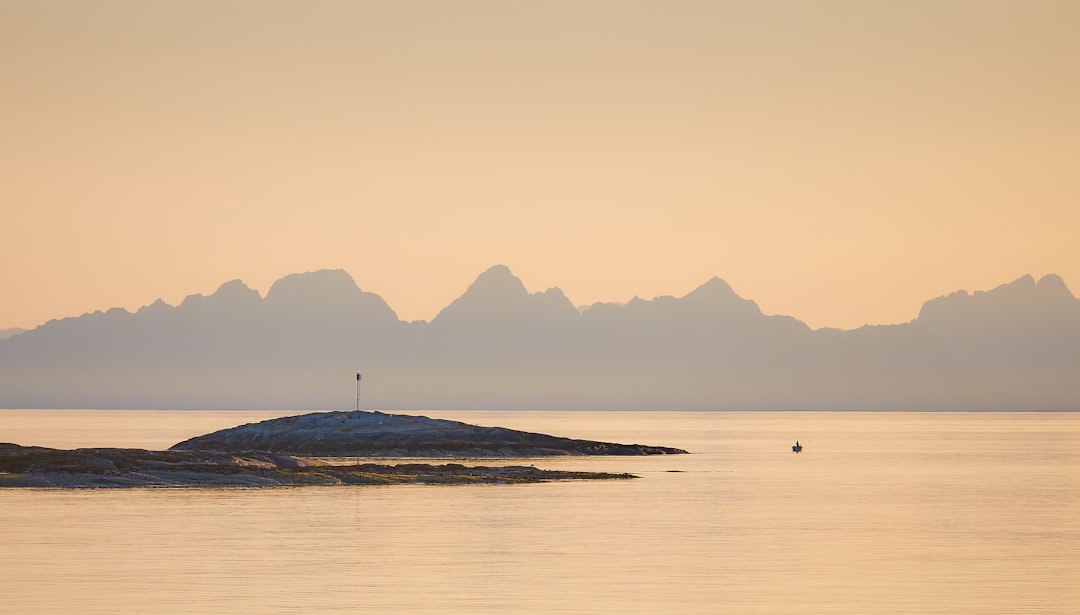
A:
[1,267,1077,410]
[264,269,399,326]
[431,265,578,329]
[0,328,25,340]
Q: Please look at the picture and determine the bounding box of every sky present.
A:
[2,1,1078,332]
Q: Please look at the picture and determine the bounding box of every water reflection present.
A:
[1,411,1077,614]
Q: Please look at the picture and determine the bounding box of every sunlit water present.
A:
[1,410,1078,614]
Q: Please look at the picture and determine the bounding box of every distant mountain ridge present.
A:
[1,266,1077,411]
[0,328,25,341]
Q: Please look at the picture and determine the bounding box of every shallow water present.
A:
[1,410,1078,613]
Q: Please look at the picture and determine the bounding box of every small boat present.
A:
[792,440,802,453]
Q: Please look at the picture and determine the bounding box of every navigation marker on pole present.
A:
[356,372,362,412]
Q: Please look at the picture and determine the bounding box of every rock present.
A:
[0,411,685,488]
[0,443,637,488]
[169,410,689,457]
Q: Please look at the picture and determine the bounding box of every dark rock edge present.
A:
[1,411,688,488]
[170,410,690,458]
[0,444,636,488]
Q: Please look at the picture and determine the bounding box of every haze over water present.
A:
[4,2,1078,611]
[2,410,1077,614]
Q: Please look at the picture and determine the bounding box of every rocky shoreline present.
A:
[1,411,686,488]
[0,444,636,488]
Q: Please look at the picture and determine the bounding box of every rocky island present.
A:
[171,410,689,457]
[0,444,635,488]
[0,411,687,488]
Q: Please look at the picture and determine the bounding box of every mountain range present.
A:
[2,266,1078,410]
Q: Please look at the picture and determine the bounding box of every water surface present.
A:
[1,410,1077,613]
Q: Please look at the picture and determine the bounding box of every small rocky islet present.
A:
[171,410,688,458]
[0,411,687,488]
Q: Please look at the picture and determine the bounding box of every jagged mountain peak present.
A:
[265,269,360,302]
[216,279,260,297]
[1036,273,1077,301]
[432,265,576,326]
[135,298,172,316]
[2,268,1079,410]
[433,265,528,317]
[179,279,261,309]
[917,273,1078,325]
[264,269,399,323]
[614,276,761,320]
[689,276,735,294]
[682,276,754,307]
[469,264,529,296]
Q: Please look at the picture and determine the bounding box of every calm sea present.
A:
[1,410,1077,614]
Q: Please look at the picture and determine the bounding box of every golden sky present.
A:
[2,1,1078,331]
